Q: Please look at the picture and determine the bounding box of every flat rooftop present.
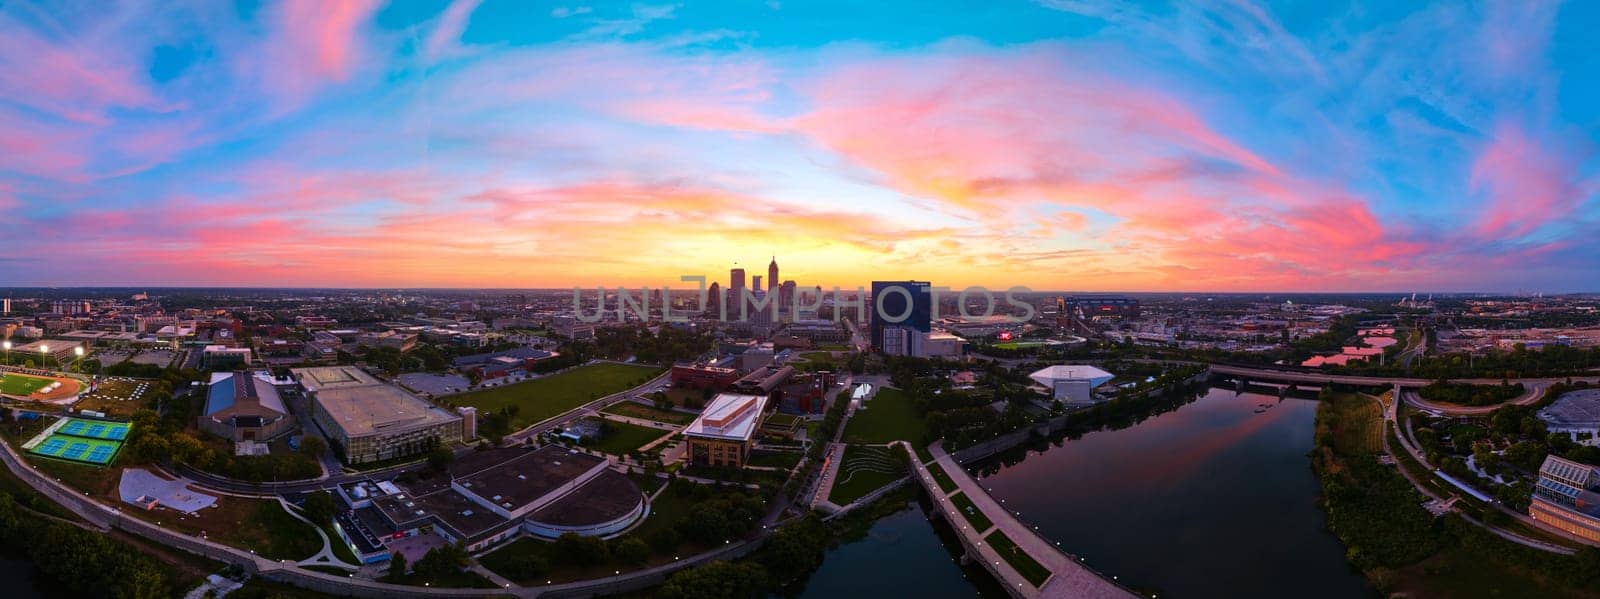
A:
[293,366,459,438]
[528,469,643,527]
[684,393,768,442]
[292,366,383,392]
[454,445,604,512]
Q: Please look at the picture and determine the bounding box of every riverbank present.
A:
[1311,393,1600,598]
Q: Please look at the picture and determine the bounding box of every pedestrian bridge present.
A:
[907,442,1138,599]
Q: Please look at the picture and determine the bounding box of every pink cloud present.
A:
[0,14,164,124]
[422,0,484,62]
[1469,124,1586,238]
[245,0,382,108]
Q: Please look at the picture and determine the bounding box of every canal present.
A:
[804,386,1372,598]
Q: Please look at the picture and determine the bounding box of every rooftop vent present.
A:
[492,495,502,501]
[517,474,526,480]
[461,510,474,516]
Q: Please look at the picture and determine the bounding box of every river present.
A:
[803,386,1373,598]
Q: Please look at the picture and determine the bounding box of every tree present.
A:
[299,435,327,457]
[554,532,609,567]
[658,560,768,599]
[387,551,408,580]
[427,444,455,472]
[612,537,650,566]
[303,491,336,525]
[757,517,828,584]
[412,544,468,581]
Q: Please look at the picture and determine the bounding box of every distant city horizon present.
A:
[0,284,1593,297]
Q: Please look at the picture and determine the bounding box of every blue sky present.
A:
[0,0,1596,291]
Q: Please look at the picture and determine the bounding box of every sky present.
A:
[1,0,1598,292]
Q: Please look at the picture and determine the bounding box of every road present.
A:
[1214,364,1599,416]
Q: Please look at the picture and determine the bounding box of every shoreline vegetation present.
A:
[1311,392,1600,598]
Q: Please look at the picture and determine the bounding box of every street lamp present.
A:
[2,340,9,365]
[73,346,84,373]
[39,344,49,369]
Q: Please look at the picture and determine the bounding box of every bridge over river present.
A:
[905,442,1139,599]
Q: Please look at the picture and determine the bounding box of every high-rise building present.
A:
[869,281,931,351]
[767,256,779,292]
[752,275,762,292]
[706,282,721,315]
[1,298,9,315]
[730,267,746,319]
[780,280,797,317]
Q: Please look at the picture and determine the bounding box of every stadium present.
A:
[0,368,85,404]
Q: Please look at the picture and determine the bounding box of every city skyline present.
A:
[4,1,1600,291]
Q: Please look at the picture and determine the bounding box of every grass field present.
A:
[747,450,802,469]
[828,445,906,505]
[451,363,662,430]
[1,373,54,396]
[600,401,694,425]
[122,496,322,561]
[985,530,1050,586]
[841,387,925,444]
[927,463,959,493]
[1323,392,1382,456]
[992,340,1059,350]
[584,419,672,456]
[949,492,993,532]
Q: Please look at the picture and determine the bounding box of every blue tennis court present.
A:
[35,438,67,456]
[56,418,130,441]
[61,441,90,461]
[86,445,115,463]
[28,433,124,465]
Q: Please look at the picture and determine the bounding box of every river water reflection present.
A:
[804,386,1373,598]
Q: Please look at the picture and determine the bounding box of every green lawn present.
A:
[1,373,53,395]
[841,387,925,444]
[948,492,993,532]
[601,401,695,425]
[927,463,959,493]
[452,363,663,429]
[320,521,359,565]
[583,419,672,456]
[747,450,802,470]
[1322,392,1382,456]
[985,530,1050,587]
[827,445,906,505]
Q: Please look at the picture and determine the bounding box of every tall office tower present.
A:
[768,256,779,292]
[752,275,762,292]
[1,298,8,315]
[780,280,796,311]
[869,281,932,351]
[706,282,721,315]
[730,267,746,316]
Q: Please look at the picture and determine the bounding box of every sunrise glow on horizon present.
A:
[3,1,1598,292]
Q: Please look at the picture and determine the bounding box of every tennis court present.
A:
[58,418,130,441]
[30,434,121,465]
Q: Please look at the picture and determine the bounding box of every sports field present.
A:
[58,418,131,441]
[25,417,132,465]
[31,434,121,465]
[1,373,53,396]
[452,363,663,430]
